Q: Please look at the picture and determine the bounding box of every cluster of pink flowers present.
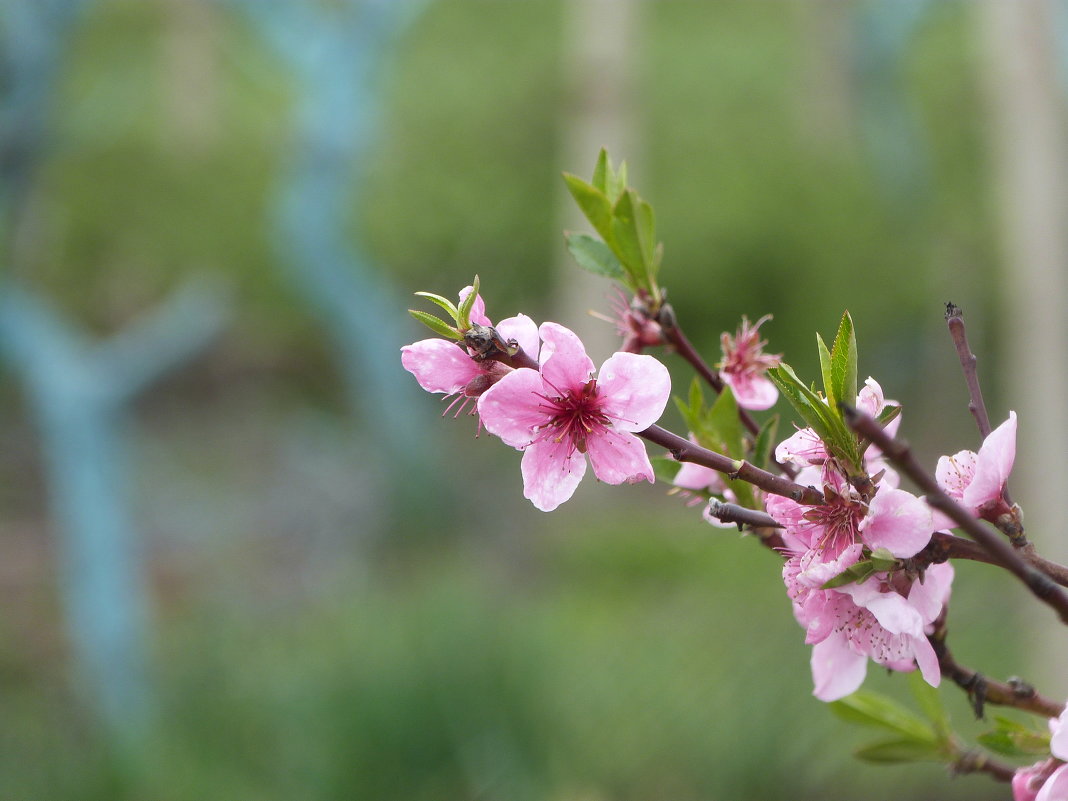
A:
[1014,705,1068,801]
[766,379,953,701]
[402,288,671,512]
[403,285,1026,725]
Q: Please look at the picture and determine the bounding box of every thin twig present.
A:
[658,306,798,479]
[945,302,1013,507]
[639,424,823,504]
[951,750,1016,783]
[945,303,993,439]
[843,405,1068,626]
[930,620,1064,719]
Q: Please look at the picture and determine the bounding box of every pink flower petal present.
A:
[401,339,481,394]
[811,635,868,701]
[775,427,828,467]
[723,372,778,411]
[520,437,587,511]
[936,450,977,502]
[859,487,934,558]
[842,584,924,637]
[1037,763,1068,801]
[911,634,941,687]
[496,314,540,363]
[857,377,888,417]
[596,352,671,432]
[538,322,595,393]
[907,562,954,623]
[585,428,655,485]
[674,460,723,492]
[477,368,549,448]
[1050,705,1068,760]
[458,286,491,326]
[963,411,1017,511]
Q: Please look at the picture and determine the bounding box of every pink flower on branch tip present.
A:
[718,314,781,410]
[401,286,538,421]
[935,411,1016,522]
[477,322,670,511]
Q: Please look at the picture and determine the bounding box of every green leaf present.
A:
[413,291,459,322]
[752,415,779,472]
[409,309,462,340]
[591,148,608,193]
[708,385,744,460]
[635,195,656,269]
[830,311,858,414]
[907,671,952,742]
[455,275,480,330]
[876,403,901,427]
[817,333,834,406]
[853,738,944,764]
[607,158,628,204]
[651,455,683,485]
[821,560,876,589]
[610,190,647,278]
[564,233,626,281]
[977,717,1051,757]
[766,364,837,444]
[563,174,613,240]
[830,691,938,743]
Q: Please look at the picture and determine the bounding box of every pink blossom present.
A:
[718,315,781,410]
[477,323,670,511]
[1014,704,1068,801]
[401,287,538,420]
[769,439,944,700]
[785,547,952,701]
[775,377,900,485]
[936,411,1017,514]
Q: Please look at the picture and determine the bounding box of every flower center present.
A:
[534,379,610,454]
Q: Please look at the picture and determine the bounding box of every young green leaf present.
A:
[830,691,938,743]
[409,309,462,340]
[907,671,952,743]
[562,174,613,240]
[413,291,459,321]
[821,560,877,589]
[817,332,835,406]
[607,158,628,204]
[830,311,858,413]
[752,415,780,472]
[977,717,1051,757]
[564,233,626,281]
[591,148,608,193]
[853,738,944,764]
[610,190,647,278]
[651,455,684,485]
[455,275,481,330]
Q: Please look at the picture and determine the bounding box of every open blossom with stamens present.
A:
[401,286,538,421]
[477,322,670,511]
[717,314,782,410]
[936,411,1016,517]
[767,447,945,700]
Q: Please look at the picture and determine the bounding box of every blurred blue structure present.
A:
[0,0,90,238]
[854,0,933,202]
[0,0,231,752]
[0,282,229,747]
[231,0,443,528]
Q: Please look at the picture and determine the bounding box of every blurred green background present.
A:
[0,0,1052,798]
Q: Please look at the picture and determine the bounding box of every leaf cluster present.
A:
[408,276,482,339]
[831,674,957,765]
[562,149,664,306]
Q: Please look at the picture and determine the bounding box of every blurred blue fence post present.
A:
[0,282,229,747]
[854,0,933,201]
[0,0,91,237]
[232,0,444,529]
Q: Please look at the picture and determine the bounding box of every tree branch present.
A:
[639,424,823,504]
[843,404,1068,626]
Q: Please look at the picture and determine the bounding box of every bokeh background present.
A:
[2,1,1066,798]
